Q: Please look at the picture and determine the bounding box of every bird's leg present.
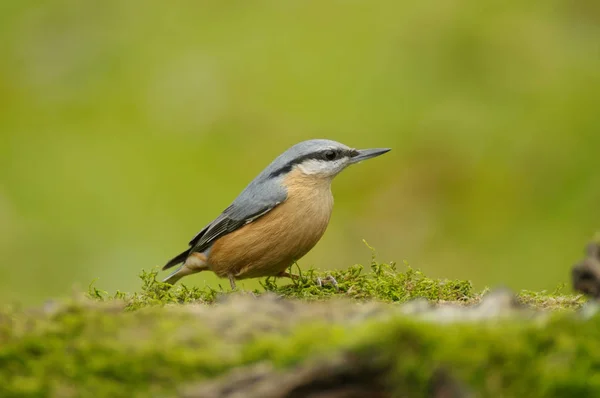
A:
[228,274,237,290]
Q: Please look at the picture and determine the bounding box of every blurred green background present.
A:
[1,1,599,304]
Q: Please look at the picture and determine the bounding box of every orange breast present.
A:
[207,169,334,279]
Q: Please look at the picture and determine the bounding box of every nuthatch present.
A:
[162,139,390,289]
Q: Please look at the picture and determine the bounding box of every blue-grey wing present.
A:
[188,179,287,254]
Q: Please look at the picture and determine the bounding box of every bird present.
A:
[161,139,390,289]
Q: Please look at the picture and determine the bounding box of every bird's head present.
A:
[267,139,390,180]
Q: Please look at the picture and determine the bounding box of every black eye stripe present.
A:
[269,148,356,177]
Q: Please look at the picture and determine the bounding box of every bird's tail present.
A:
[162,249,208,285]
[162,264,192,285]
[163,249,190,271]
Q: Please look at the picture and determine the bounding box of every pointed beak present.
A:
[349,148,391,164]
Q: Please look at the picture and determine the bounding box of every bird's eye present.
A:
[323,150,337,161]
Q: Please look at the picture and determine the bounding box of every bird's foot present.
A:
[316,275,339,290]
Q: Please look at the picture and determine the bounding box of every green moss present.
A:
[88,269,219,311]
[89,257,583,311]
[517,285,585,311]
[89,260,475,310]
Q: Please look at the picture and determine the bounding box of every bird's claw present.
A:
[316,275,339,290]
[278,271,338,290]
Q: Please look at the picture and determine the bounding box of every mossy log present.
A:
[0,261,593,398]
